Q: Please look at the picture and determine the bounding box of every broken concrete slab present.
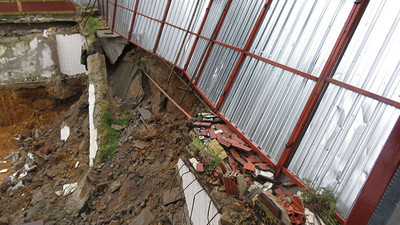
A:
[99,36,126,64]
[137,108,153,120]
[129,208,154,225]
[163,187,183,206]
[110,62,138,99]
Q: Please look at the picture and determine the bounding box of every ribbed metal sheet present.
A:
[220,57,315,162]
[130,15,161,51]
[187,37,209,78]
[113,0,135,38]
[334,0,400,102]
[107,1,114,26]
[249,0,353,76]
[157,0,209,68]
[289,84,400,217]
[197,44,240,105]
[216,0,264,49]
[200,0,227,38]
[136,0,167,20]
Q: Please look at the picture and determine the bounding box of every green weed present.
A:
[98,102,120,162]
[301,179,339,225]
[115,115,131,126]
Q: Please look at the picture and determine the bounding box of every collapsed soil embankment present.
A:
[0,83,84,180]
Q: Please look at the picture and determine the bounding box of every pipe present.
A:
[140,70,192,120]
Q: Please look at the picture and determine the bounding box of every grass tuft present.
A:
[115,115,131,126]
[98,102,120,162]
[301,179,339,225]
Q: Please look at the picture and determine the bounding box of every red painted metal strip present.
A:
[135,11,164,23]
[101,0,105,19]
[127,0,140,41]
[184,0,213,72]
[153,0,172,53]
[193,0,233,85]
[106,0,109,25]
[275,0,370,176]
[246,52,318,81]
[111,0,118,32]
[216,0,273,110]
[327,77,400,109]
[114,2,135,13]
[141,71,192,120]
[346,116,400,225]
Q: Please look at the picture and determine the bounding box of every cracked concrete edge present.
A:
[87,53,107,167]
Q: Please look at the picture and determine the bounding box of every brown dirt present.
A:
[0,86,83,179]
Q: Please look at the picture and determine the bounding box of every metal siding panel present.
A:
[114,7,133,38]
[249,0,353,76]
[187,37,209,78]
[137,0,167,20]
[334,0,400,103]
[131,15,161,51]
[197,44,241,105]
[216,0,264,49]
[288,84,400,217]
[200,0,227,38]
[220,57,315,162]
[108,1,114,26]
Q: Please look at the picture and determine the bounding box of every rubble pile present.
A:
[188,113,326,225]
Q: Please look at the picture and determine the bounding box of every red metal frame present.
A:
[183,0,213,72]
[326,77,400,109]
[106,0,109,26]
[127,0,139,41]
[193,0,232,85]
[153,0,172,53]
[275,0,370,176]
[346,115,400,225]
[216,0,272,110]
[111,0,118,32]
[101,1,400,223]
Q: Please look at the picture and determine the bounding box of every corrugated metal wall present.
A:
[288,0,400,217]
[99,0,400,219]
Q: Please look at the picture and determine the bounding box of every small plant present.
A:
[115,115,131,126]
[301,179,339,225]
[192,137,205,151]
[205,149,222,176]
[98,102,120,162]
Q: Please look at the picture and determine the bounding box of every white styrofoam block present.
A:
[177,159,221,225]
[56,34,87,75]
[89,84,98,167]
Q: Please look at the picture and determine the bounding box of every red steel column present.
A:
[216,0,272,110]
[346,116,400,225]
[106,0,109,26]
[193,0,232,86]
[275,0,369,175]
[153,0,172,53]
[127,0,140,41]
[111,0,118,32]
[183,0,213,73]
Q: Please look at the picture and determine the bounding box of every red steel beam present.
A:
[111,0,118,32]
[326,77,400,109]
[183,0,213,72]
[346,115,400,225]
[216,0,272,110]
[153,0,172,53]
[193,0,233,85]
[106,0,109,26]
[127,0,140,41]
[141,70,192,119]
[275,0,370,176]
